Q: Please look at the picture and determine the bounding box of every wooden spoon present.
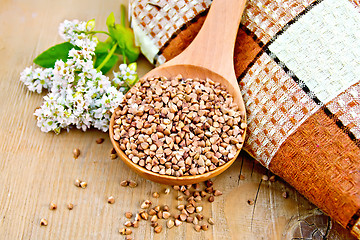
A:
[110,0,247,185]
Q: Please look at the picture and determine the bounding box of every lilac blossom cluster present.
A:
[20,20,137,133]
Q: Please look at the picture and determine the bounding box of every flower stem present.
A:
[122,48,127,64]
[120,4,128,64]
[121,5,126,27]
[96,43,118,72]
[88,30,112,37]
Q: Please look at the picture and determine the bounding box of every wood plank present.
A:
[0,0,355,239]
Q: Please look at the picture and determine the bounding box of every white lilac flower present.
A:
[119,63,136,80]
[22,19,138,134]
[58,19,87,45]
[112,71,125,87]
[113,63,138,88]
[20,66,53,93]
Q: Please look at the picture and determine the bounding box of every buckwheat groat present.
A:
[113,75,246,177]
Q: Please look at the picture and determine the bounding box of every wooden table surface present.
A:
[0,0,356,239]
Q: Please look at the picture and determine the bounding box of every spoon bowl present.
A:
[110,65,246,185]
[109,0,248,185]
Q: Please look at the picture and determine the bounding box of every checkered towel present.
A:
[130,0,360,236]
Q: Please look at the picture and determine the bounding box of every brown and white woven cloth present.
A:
[130,0,360,237]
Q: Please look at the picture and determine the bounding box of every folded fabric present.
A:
[130,0,360,237]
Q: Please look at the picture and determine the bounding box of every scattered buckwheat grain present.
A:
[40,218,48,226]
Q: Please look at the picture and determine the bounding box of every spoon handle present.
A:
[164,0,247,87]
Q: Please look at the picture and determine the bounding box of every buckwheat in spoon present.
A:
[110,0,247,185]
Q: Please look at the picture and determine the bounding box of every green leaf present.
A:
[110,24,140,63]
[95,38,113,54]
[105,11,140,63]
[106,12,115,30]
[34,42,76,68]
[124,41,140,63]
[116,30,140,62]
[108,24,125,48]
[94,53,119,74]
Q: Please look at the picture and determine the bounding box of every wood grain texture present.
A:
[162,0,246,91]
[0,0,355,239]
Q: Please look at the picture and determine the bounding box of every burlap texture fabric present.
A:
[130,0,360,235]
